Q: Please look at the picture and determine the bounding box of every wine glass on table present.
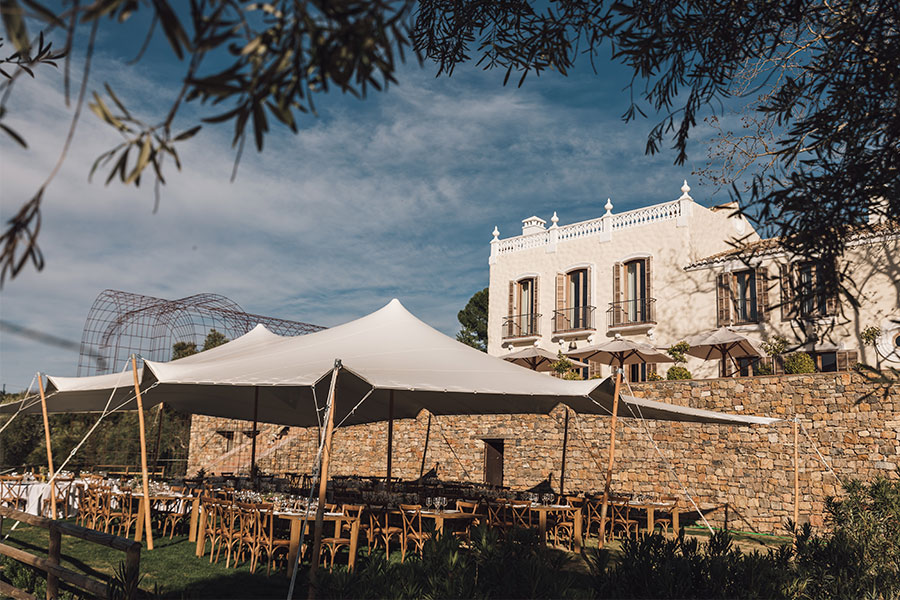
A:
[426,497,433,512]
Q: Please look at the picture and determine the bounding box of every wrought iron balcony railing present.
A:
[607,298,656,329]
[501,313,541,339]
[552,306,596,333]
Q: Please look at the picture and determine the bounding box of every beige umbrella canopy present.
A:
[566,338,674,369]
[502,346,588,371]
[685,328,765,377]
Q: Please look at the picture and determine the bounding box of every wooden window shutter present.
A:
[533,277,540,317]
[508,280,517,316]
[612,263,622,326]
[585,266,592,307]
[836,350,858,371]
[555,273,566,331]
[555,273,566,311]
[823,260,839,316]
[644,256,653,301]
[755,267,769,322]
[779,264,794,321]
[716,272,732,327]
[648,363,657,377]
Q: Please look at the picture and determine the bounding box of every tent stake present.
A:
[308,360,340,600]
[559,408,570,496]
[251,387,259,489]
[386,390,394,491]
[793,417,799,528]
[37,374,56,520]
[598,368,623,549]
[131,355,153,550]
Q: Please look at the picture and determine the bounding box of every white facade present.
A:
[486,181,900,380]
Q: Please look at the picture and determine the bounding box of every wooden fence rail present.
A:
[0,505,141,600]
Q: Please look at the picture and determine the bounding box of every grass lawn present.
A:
[0,519,291,598]
[0,519,787,599]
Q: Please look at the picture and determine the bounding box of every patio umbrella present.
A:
[502,346,588,371]
[685,328,765,377]
[566,338,674,369]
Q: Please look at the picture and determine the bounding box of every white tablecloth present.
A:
[6,480,82,516]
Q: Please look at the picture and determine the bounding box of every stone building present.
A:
[487,181,899,380]
[186,182,899,535]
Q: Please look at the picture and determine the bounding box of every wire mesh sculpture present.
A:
[77,289,325,375]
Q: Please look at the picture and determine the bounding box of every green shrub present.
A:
[666,341,691,364]
[784,352,816,374]
[647,371,663,381]
[666,365,692,380]
[584,479,900,599]
[318,525,573,599]
[754,360,773,375]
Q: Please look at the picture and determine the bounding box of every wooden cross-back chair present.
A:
[485,500,508,531]
[609,496,639,539]
[653,495,680,536]
[398,504,430,562]
[367,504,402,557]
[584,496,610,540]
[42,476,76,519]
[160,487,192,538]
[255,503,292,575]
[508,501,533,529]
[0,476,26,511]
[550,505,581,551]
[321,504,362,570]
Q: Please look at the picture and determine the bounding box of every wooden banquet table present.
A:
[624,499,680,535]
[278,511,361,577]
[529,504,583,551]
[134,492,199,543]
[398,508,481,535]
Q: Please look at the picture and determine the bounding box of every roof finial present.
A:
[550,212,559,228]
[604,198,613,215]
[491,226,500,240]
[679,180,693,201]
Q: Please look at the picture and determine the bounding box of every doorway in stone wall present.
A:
[483,439,504,487]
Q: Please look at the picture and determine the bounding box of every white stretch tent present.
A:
[3,298,785,594]
[3,300,778,428]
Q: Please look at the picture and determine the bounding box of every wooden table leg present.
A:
[286,519,301,579]
[436,514,445,536]
[538,511,548,543]
[672,509,680,537]
[574,510,583,552]
[188,496,200,542]
[646,507,655,535]
[135,497,146,542]
[195,506,207,557]
[349,519,360,571]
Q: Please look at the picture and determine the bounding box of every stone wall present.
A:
[187,371,899,534]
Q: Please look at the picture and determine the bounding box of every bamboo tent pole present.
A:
[597,367,623,550]
[153,404,164,470]
[131,355,154,550]
[37,374,56,520]
[251,387,259,489]
[386,390,394,491]
[307,360,341,600]
[559,407,570,496]
[793,417,800,527]
[419,413,432,479]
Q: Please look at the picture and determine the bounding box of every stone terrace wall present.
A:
[187,371,899,534]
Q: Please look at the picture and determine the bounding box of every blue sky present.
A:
[0,13,731,392]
